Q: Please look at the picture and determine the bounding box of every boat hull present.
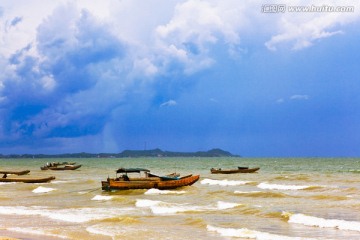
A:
[102,174,200,191]
[41,165,82,171]
[210,167,260,174]
[0,176,55,183]
[0,170,30,175]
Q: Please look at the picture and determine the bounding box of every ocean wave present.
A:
[284,212,360,232]
[183,217,207,228]
[32,186,56,193]
[257,182,311,190]
[51,180,69,184]
[0,182,16,185]
[310,194,348,201]
[0,205,135,223]
[144,188,186,195]
[8,227,68,239]
[91,195,113,201]
[234,190,288,198]
[135,199,204,214]
[273,175,310,181]
[86,224,148,238]
[135,199,240,215]
[217,201,242,210]
[201,178,252,186]
[99,216,140,224]
[207,225,316,239]
[86,225,118,238]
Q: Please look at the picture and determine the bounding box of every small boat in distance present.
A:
[0,176,55,183]
[210,167,260,174]
[41,164,82,171]
[0,170,30,176]
[101,168,200,191]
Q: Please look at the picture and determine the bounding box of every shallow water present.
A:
[0,157,359,239]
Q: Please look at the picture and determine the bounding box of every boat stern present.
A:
[101,178,111,191]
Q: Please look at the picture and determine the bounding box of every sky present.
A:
[0,0,360,157]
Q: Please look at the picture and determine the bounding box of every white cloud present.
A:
[132,58,158,77]
[265,0,360,51]
[153,0,246,74]
[0,0,359,148]
[290,95,310,100]
[160,100,177,107]
[0,0,68,58]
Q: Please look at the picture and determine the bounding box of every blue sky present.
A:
[0,0,360,157]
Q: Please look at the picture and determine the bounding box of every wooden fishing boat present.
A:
[0,170,30,175]
[41,161,78,170]
[41,164,82,171]
[210,167,260,174]
[0,176,55,183]
[101,168,200,191]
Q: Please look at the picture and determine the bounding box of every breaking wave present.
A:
[257,182,312,190]
[144,188,186,195]
[207,225,316,239]
[135,199,241,215]
[0,205,135,223]
[8,227,68,239]
[234,190,289,198]
[201,178,252,186]
[32,186,56,193]
[283,212,360,232]
[91,195,113,201]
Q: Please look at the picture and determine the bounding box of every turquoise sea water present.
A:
[0,157,359,239]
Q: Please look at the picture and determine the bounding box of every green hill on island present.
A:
[0,148,239,158]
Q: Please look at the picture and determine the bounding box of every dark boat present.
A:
[0,176,55,183]
[102,168,200,191]
[0,170,30,175]
[41,161,78,170]
[210,167,260,174]
[148,172,180,178]
[41,165,82,171]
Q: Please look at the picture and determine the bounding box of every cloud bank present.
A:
[0,0,359,155]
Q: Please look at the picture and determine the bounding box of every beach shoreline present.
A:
[0,229,64,240]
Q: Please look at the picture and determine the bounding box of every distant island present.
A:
[0,148,240,159]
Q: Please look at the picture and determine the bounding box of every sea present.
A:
[0,157,359,240]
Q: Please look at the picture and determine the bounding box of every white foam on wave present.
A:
[207,225,316,240]
[135,199,240,215]
[201,178,251,186]
[144,188,186,195]
[32,186,56,193]
[257,182,310,190]
[91,195,113,201]
[51,180,68,184]
[0,182,16,185]
[8,227,68,239]
[136,199,202,214]
[86,224,133,238]
[285,212,360,232]
[0,205,135,223]
[217,201,242,210]
[86,225,116,238]
[135,199,162,208]
[234,190,261,194]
